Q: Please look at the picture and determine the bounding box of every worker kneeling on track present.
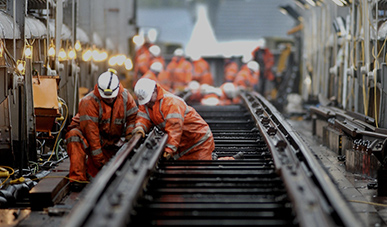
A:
[65,69,138,191]
[133,78,214,160]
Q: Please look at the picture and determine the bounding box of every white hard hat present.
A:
[223,82,236,98]
[134,78,156,105]
[150,62,163,72]
[149,45,161,57]
[174,48,184,57]
[188,80,200,91]
[204,86,220,96]
[201,97,220,106]
[247,61,259,72]
[97,69,120,99]
[200,84,210,95]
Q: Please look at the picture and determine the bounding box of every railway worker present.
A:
[142,61,163,82]
[149,45,165,67]
[134,45,164,86]
[200,85,221,106]
[133,78,214,160]
[234,61,259,90]
[219,82,241,106]
[142,62,171,91]
[224,56,239,83]
[65,69,138,191]
[133,35,154,84]
[184,80,202,104]
[251,40,275,96]
[165,48,193,92]
[191,53,213,85]
[137,45,165,78]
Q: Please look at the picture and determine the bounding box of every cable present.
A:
[0,166,15,188]
[47,99,68,162]
[349,200,387,207]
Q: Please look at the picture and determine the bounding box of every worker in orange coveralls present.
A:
[136,45,165,78]
[133,78,214,160]
[65,69,138,191]
[165,48,193,92]
[184,80,203,104]
[224,56,239,82]
[251,41,275,96]
[142,62,171,92]
[191,54,213,85]
[219,82,241,106]
[234,61,259,90]
[142,61,163,82]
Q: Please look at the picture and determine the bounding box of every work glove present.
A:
[93,153,107,169]
[162,150,173,161]
[132,126,145,138]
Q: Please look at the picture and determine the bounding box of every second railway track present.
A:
[64,91,362,227]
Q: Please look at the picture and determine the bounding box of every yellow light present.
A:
[99,51,108,61]
[124,58,133,70]
[116,55,126,66]
[92,49,99,61]
[0,40,4,57]
[75,40,82,51]
[124,59,133,70]
[25,45,33,59]
[82,49,92,61]
[16,60,26,75]
[68,48,76,59]
[108,56,117,66]
[48,43,55,57]
[58,48,67,61]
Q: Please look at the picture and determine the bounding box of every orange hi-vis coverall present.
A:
[135,84,214,160]
[166,56,193,91]
[65,84,138,181]
[224,60,238,82]
[136,54,165,80]
[234,67,257,89]
[192,58,213,85]
[251,46,275,81]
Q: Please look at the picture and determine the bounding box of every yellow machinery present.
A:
[32,76,60,137]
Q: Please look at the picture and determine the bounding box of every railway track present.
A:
[64,91,362,227]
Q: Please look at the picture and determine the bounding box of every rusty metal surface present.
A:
[29,159,71,209]
[288,118,387,226]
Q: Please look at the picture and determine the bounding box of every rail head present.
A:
[63,128,168,227]
[241,91,363,227]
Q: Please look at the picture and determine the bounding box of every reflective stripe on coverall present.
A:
[65,84,138,181]
[135,84,214,160]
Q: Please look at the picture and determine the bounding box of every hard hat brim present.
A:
[99,88,119,99]
[138,92,152,105]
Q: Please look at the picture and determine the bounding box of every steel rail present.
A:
[63,129,168,227]
[241,91,363,227]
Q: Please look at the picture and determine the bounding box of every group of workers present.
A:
[133,40,275,106]
[65,69,215,191]
[65,41,276,191]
